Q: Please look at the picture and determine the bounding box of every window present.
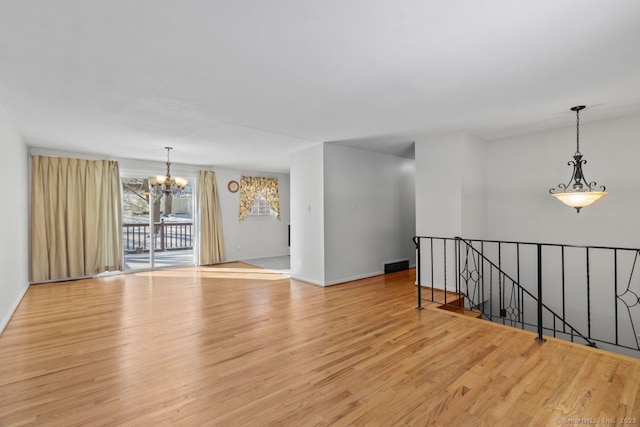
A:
[250,191,276,216]
[238,176,281,221]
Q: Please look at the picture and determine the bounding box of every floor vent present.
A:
[384,259,409,274]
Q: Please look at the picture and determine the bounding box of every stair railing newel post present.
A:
[584,248,597,348]
[498,242,503,325]
[536,244,546,343]
[455,237,460,305]
[414,236,423,310]
[561,246,567,334]
[478,241,484,318]
[517,243,522,326]
[430,238,434,302]
[443,239,447,305]
[614,249,619,346]
[586,247,592,340]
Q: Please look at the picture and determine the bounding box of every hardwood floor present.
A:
[0,263,638,426]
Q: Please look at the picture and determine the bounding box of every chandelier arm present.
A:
[577,159,607,192]
[585,181,606,192]
[549,159,578,194]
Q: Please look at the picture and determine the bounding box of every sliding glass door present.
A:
[121,177,194,271]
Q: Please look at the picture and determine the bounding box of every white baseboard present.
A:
[0,282,29,335]
[289,274,326,286]
[324,270,383,287]
[294,269,408,287]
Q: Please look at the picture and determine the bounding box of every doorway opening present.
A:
[121,177,194,271]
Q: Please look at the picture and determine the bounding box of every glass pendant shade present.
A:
[551,191,606,212]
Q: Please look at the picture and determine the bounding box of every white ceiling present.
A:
[1,1,639,172]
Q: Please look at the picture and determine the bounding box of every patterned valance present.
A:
[238,176,281,221]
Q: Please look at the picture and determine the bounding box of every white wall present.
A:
[290,144,325,285]
[415,133,463,237]
[323,143,416,285]
[486,113,640,247]
[0,105,29,333]
[215,168,290,261]
[415,131,487,239]
[415,114,640,248]
[461,132,487,239]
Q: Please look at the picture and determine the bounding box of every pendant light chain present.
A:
[575,108,580,155]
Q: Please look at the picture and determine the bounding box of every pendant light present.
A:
[549,106,606,213]
[149,147,188,197]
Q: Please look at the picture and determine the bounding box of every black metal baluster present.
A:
[443,239,447,305]
[521,287,525,330]
[536,244,546,343]
[430,238,434,302]
[489,266,493,321]
[562,246,566,334]
[586,247,591,340]
[499,242,503,325]
[517,243,522,327]
[455,238,459,298]
[414,236,422,310]
[614,249,618,345]
[481,241,485,318]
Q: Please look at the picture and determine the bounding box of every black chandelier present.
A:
[549,106,606,213]
[149,147,188,198]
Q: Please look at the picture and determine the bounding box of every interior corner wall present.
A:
[486,113,640,247]
[460,132,488,240]
[290,144,325,285]
[323,143,416,285]
[215,168,290,261]
[415,133,463,237]
[0,105,29,334]
[415,132,487,239]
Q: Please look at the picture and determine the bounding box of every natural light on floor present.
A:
[133,265,288,281]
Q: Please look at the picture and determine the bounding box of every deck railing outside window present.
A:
[123,220,193,253]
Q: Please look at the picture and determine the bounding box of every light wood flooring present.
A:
[0,263,639,426]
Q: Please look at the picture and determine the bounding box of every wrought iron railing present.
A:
[123,220,193,254]
[413,236,640,357]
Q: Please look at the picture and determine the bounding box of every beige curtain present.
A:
[31,156,123,282]
[197,170,225,265]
